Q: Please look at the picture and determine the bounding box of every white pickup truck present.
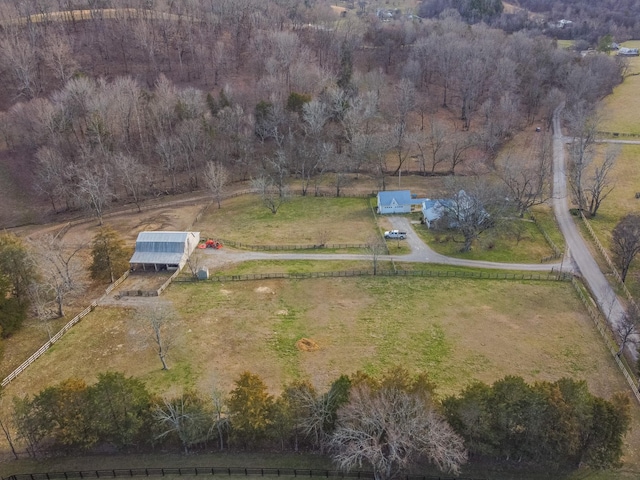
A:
[384,229,407,239]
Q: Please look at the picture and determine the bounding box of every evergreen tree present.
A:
[90,226,130,283]
[227,372,274,448]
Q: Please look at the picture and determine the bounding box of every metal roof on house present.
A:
[377,190,413,206]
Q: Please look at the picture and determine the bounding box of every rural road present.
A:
[552,110,627,335]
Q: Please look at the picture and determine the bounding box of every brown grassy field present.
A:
[2,275,640,477]
[2,183,639,478]
[600,41,640,134]
[0,275,626,404]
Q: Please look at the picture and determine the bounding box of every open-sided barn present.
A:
[129,231,200,271]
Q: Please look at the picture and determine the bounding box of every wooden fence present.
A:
[0,270,130,388]
[579,212,637,307]
[528,213,564,262]
[175,269,571,283]
[1,467,477,480]
[597,131,640,139]
[571,277,640,404]
[213,240,371,251]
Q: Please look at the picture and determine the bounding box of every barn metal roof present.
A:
[129,251,184,265]
[129,231,198,265]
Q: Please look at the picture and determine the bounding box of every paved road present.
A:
[552,110,627,335]
[202,218,564,272]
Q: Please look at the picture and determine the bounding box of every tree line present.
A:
[0,227,130,355]
[0,368,629,478]
[0,1,625,228]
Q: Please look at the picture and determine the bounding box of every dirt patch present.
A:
[255,286,275,294]
[296,338,319,351]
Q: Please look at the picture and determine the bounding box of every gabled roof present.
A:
[378,190,428,206]
[378,190,413,206]
[130,231,197,265]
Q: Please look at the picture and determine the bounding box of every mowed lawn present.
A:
[198,195,378,245]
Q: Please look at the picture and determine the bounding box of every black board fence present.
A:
[214,240,371,251]
[2,468,479,480]
[175,269,572,283]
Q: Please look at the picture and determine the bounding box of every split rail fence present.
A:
[571,278,640,404]
[0,271,130,387]
[579,212,637,307]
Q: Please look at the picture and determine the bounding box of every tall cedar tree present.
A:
[227,372,274,448]
[90,226,130,283]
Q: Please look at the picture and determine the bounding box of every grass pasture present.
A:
[199,195,378,246]
[601,41,640,135]
[575,144,640,296]
[2,276,626,401]
[3,274,639,477]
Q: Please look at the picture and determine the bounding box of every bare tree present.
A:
[440,176,510,252]
[154,392,213,453]
[389,78,416,178]
[616,303,640,357]
[498,132,552,217]
[0,32,40,99]
[612,214,640,283]
[416,116,447,175]
[75,163,113,226]
[43,30,79,86]
[365,235,387,276]
[113,153,147,212]
[566,103,600,213]
[203,161,230,209]
[209,376,230,451]
[136,306,178,370]
[252,175,288,215]
[447,130,475,175]
[585,145,619,217]
[0,391,18,460]
[330,383,467,480]
[35,234,84,318]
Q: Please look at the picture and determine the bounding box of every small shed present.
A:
[129,231,200,272]
[377,190,424,214]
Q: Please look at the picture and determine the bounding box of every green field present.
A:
[199,195,379,246]
[413,212,557,262]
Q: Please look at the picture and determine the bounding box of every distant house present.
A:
[377,190,425,214]
[129,231,200,271]
[618,47,639,56]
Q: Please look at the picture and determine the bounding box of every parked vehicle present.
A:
[384,230,407,239]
